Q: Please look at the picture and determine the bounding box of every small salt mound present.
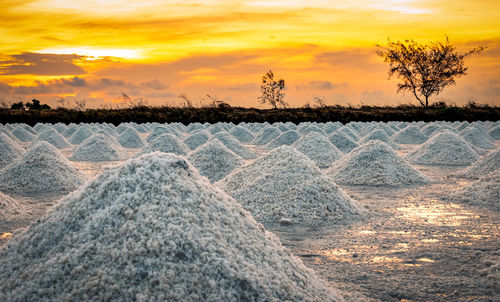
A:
[207,123,224,134]
[0,152,340,301]
[421,123,440,136]
[275,123,290,132]
[454,147,500,179]
[117,127,145,148]
[406,131,479,166]
[62,123,79,137]
[266,130,300,149]
[211,132,257,159]
[446,169,499,211]
[115,123,131,134]
[186,122,205,133]
[217,146,359,225]
[0,127,16,140]
[33,123,48,133]
[297,124,324,136]
[359,129,400,149]
[0,191,24,221]
[392,125,428,144]
[183,130,209,150]
[338,126,359,141]
[70,134,127,162]
[12,126,36,142]
[328,131,359,153]
[140,133,188,156]
[229,125,255,143]
[252,126,282,145]
[0,133,24,168]
[327,141,429,186]
[53,123,67,134]
[0,141,88,193]
[460,127,495,149]
[292,133,342,169]
[146,125,182,142]
[133,123,149,133]
[323,122,342,134]
[455,121,470,131]
[188,140,244,183]
[487,124,500,140]
[34,128,71,149]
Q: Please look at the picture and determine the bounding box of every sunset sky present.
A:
[1,0,499,108]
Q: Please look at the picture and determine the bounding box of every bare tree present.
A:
[376,37,484,107]
[258,70,286,109]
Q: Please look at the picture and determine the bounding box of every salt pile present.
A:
[12,126,36,142]
[421,123,440,136]
[327,141,429,186]
[0,191,23,221]
[70,134,127,161]
[252,126,281,145]
[133,123,149,133]
[229,125,255,143]
[328,131,359,153]
[323,122,342,134]
[446,169,499,211]
[140,133,188,156]
[211,132,257,159]
[292,133,342,169]
[359,129,399,149]
[146,126,179,142]
[454,147,500,179]
[183,130,209,150]
[338,126,359,141]
[117,127,145,148]
[0,133,24,168]
[392,125,428,145]
[406,131,479,166]
[62,123,79,137]
[115,123,130,134]
[0,152,340,301]
[53,123,67,134]
[187,140,244,183]
[0,127,15,140]
[217,146,359,225]
[297,124,324,136]
[0,141,88,193]
[460,127,495,149]
[34,128,71,149]
[33,123,48,133]
[207,123,224,134]
[266,130,300,149]
[487,124,500,140]
[186,122,205,133]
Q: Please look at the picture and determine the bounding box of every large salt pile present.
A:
[0,152,340,301]
[0,191,23,221]
[70,134,127,161]
[12,126,36,142]
[328,131,359,153]
[252,126,281,145]
[140,133,188,156]
[0,133,24,168]
[34,128,71,149]
[0,141,88,193]
[117,127,145,148]
[392,125,428,145]
[211,132,257,159]
[327,141,429,186]
[454,147,500,179]
[187,140,244,183]
[217,146,359,225]
[0,127,15,140]
[446,169,499,211]
[229,125,255,143]
[406,131,479,166]
[292,132,342,169]
[487,124,500,140]
[460,127,495,149]
[266,130,300,149]
[183,130,209,150]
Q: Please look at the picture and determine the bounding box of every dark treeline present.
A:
[0,103,498,126]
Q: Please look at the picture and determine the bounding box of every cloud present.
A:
[0,52,87,75]
[140,80,169,90]
[295,81,348,90]
[226,82,258,91]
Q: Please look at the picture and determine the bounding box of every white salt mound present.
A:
[12,127,36,142]
[188,140,244,183]
[0,133,24,168]
[252,126,281,145]
[487,124,500,140]
[446,169,499,211]
[292,133,342,169]
[266,130,300,149]
[140,133,188,156]
[392,125,428,145]
[117,127,145,148]
[229,125,255,143]
[217,146,359,225]
[62,124,79,137]
[328,131,359,153]
[421,124,440,136]
[323,122,342,134]
[406,131,479,166]
[0,141,88,193]
[146,126,181,142]
[327,141,429,186]
[359,129,399,149]
[0,152,341,302]
[454,147,500,179]
[183,130,210,150]
[0,191,23,221]
[211,132,257,159]
[70,134,127,161]
[460,127,495,149]
[297,124,324,136]
[34,128,71,149]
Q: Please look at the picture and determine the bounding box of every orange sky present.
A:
[1,0,499,108]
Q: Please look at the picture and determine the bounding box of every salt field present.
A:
[0,120,498,301]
